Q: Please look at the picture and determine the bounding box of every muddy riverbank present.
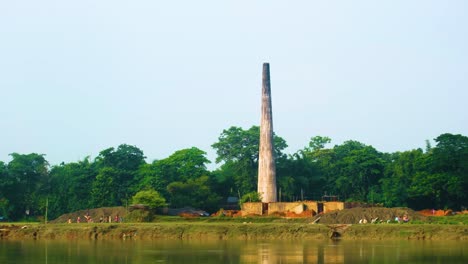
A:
[1,222,466,241]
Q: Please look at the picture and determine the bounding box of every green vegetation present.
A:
[426,214,468,225]
[239,191,262,204]
[131,189,166,209]
[0,128,466,221]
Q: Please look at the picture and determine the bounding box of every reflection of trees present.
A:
[4,240,466,263]
[238,241,467,264]
[239,241,344,264]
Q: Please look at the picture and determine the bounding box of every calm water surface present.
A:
[1,239,466,264]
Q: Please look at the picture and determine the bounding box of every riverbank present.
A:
[1,222,466,241]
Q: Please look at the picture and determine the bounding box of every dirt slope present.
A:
[51,207,128,223]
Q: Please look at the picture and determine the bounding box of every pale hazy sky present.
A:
[1,1,467,168]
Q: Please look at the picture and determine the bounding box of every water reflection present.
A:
[239,240,467,264]
[240,241,343,264]
[1,239,466,264]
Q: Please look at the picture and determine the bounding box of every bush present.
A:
[126,210,154,222]
[426,214,468,225]
[132,189,166,209]
[239,191,262,205]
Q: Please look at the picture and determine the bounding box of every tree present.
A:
[6,153,49,220]
[328,141,385,202]
[276,153,318,201]
[96,144,146,171]
[94,144,146,206]
[47,157,97,219]
[306,136,331,152]
[407,171,457,209]
[284,136,334,201]
[380,149,425,207]
[167,176,221,212]
[0,198,8,220]
[137,147,211,198]
[0,161,10,218]
[157,147,211,182]
[407,133,468,209]
[211,126,287,195]
[212,126,287,164]
[432,133,468,173]
[214,160,257,196]
[379,133,467,210]
[131,189,166,209]
[137,162,167,196]
[91,167,117,208]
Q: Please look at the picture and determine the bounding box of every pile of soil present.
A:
[51,207,128,223]
[285,210,314,218]
[211,210,242,217]
[418,209,453,216]
[167,207,210,217]
[312,207,426,224]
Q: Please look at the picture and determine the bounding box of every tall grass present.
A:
[425,214,468,225]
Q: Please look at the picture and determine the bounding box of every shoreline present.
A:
[1,222,466,241]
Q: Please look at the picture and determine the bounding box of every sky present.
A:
[1,1,467,168]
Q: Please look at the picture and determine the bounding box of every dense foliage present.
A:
[0,128,466,221]
[131,189,166,209]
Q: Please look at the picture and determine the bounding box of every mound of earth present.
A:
[418,209,453,216]
[312,207,426,224]
[166,207,210,217]
[52,207,128,223]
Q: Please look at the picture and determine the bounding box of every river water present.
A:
[1,239,466,264]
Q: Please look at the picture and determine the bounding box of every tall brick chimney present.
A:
[257,63,277,203]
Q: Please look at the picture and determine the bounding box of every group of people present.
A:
[358,214,410,224]
[358,217,380,224]
[395,214,410,223]
[67,214,122,224]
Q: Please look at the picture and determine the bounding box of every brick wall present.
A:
[241,202,264,216]
[323,202,344,213]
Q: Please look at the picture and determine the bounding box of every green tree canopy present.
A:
[280,135,334,201]
[212,126,287,164]
[0,161,10,218]
[91,167,117,208]
[94,144,146,206]
[96,144,146,171]
[6,153,49,219]
[137,147,211,197]
[47,157,97,219]
[327,141,385,202]
[380,149,425,207]
[211,126,287,195]
[0,132,466,219]
[132,189,166,209]
[306,136,332,152]
[167,175,221,212]
[405,133,468,209]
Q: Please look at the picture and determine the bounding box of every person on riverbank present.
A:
[77,216,81,223]
[402,215,409,223]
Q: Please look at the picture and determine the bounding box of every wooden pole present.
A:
[45,197,48,225]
